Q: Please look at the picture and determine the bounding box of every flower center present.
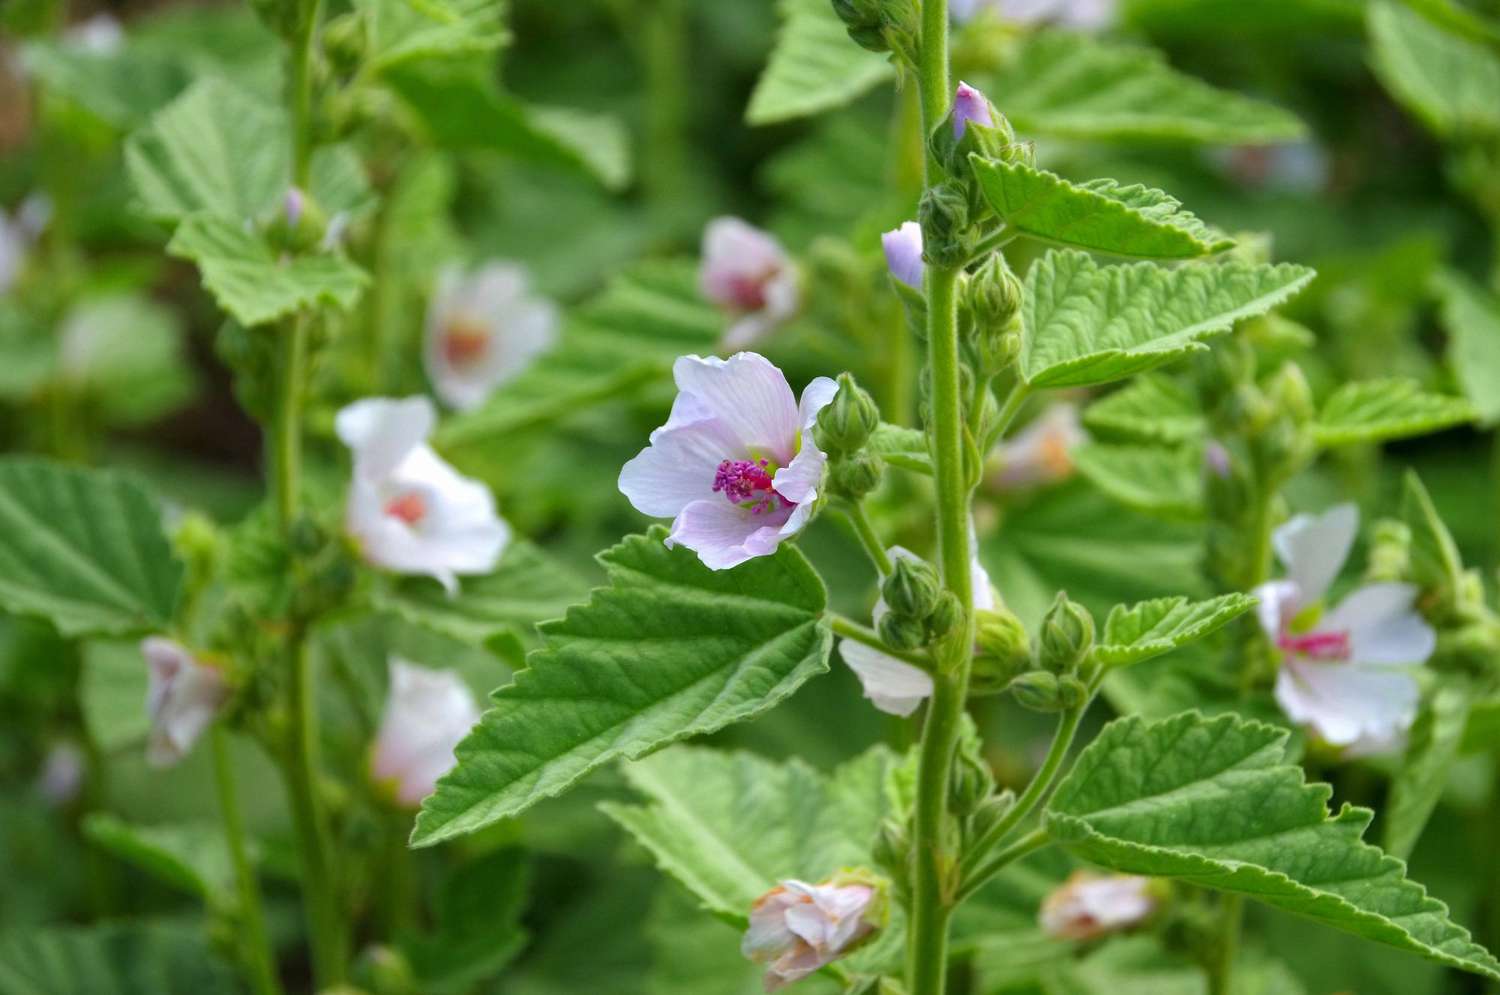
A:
[442,318,490,368]
[713,458,791,515]
[722,267,776,312]
[1278,629,1351,661]
[384,491,428,526]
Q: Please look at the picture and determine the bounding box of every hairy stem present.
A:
[842,501,894,575]
[956,827,1052,903]
[1209,894,1244,995]
[981,381,1031,454]
[287,0,322,190]
[212,727,282,995]
[829,614,934,671]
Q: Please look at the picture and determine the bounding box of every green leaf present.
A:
[167,215,369,327]
[1094,594,1257,668]
[745,0,894,126]
[1384,681,1470,860]
[0,923,238,995]
[436,259,722,458]
[1368,2,1500,138]
[374,541,589,650]
[80,641,152,752]
[1073,442,1203,519]
[1400,471,1466,599]
[867,422,932,475]
[21,42,190,131]
[384,60,630,190]
[356,0,507,72]
[1083,376,1205,444]
[411,528,832,847]
[971,159,1231,259]
[989,33,1305,143]
[401,848,531,994]
[81,815,239,902]
[1313,379,1474,446]
[601,745,893,922]
[1432,270,1500,426]
[1021,251,1315,389]
[0,459,181,638]
[1041,936,1206,995]
[55,295,195,427]
[1045,711,1500,982]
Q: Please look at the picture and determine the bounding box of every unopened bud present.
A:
[926,591,963,641]
[268,187,330,254]
[884,556,942,620]
[829,452,885,500]
[879,612,929,651]
[968,253,1024,328]
[832,0,889,51]
[967,789,1016,843]
[973,607,1031,687]
[354,944,418,995]
[873,817,909,874]
[930,81,1019,179]
[882,220,924,290]
[817,373,881,456]
[1265,362,1314,426]
[1008,670,1061,711]
[1037,592,1094,676]
[950,745,995,817]
[919,182,974,267]
[322,11,368,77]
[1365,519,1411,584]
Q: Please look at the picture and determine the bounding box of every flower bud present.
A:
[1037,592,1094,676]
[972,607,1031,690]
[828,452,885,501]
[816,373,881,457]
[267,186,331,254]
[882,220,924,290]
[322,11,368,77]
[1265,362,1315,426]
[967,252,1023,327]
[743,872,888,991]
[354,945,418,995]
[930,81,1020,179]
[1365,519,1411,584]
[883,555,942,621]
[879,611,930,651]
[831,0,888,51]
[950,743,995,817]
[919,182,975,267]
[142,638,230,767]
[872,817,909,875]
[1008,670,1061,711]
[966,789,1016,844]
[926,590,963,641]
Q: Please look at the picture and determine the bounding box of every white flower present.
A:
[618,353,837,570]
[1040,872,1157,940]
[65,14,124,54]
[337,396,510,593]
[699,217,800,350]
[423,262,558,412]
[741,878,880,991]
[1255,504,1435,756]
[991,403,1086,490]
[952,0,1116,29]
[840,548,996,717]
[142,637,228,768]
[370,658,480,808]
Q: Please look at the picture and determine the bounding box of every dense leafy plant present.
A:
[3,0,1500,993]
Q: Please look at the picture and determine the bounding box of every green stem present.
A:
[641,0,688,207]
[830,614,934,671]
[212,727,282,995]
[981,381,1031,454]
[956,827,1052,903]
[958,705,1082,881]
[271,316,309,529]
[1209,894,1244,995]
[287,0,323,190]
[967,226,1016,265]
[916,0,951,156]
[280,628,347,988]
[842,501,893,575]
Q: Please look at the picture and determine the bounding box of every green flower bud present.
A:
[919,182,975,267]
[353,944,418,995]
[1365,519,1411,584]
[1037,592,1094,676]
[950,743,995,817]
[816,372,882,456]
[879,611,929,651]
[1265,362,1315,426]
[968,255,1025,375]
[831,0,888,50]
[322,11,368,77]
[266,187,331,255]
[1008,670,1062,711]
[966,789,1016,845]
[872,816,910,875]
[884,556,942,621]
[929,82,1020,180]
[926,591,963,641]
[828,452,885,501]
[972,607,1031,689]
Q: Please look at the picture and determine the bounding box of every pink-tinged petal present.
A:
[881,221,924,289]
[700,217,791,314]
[668,498,792,570]
[1272,503,1358,605]
[672,353,801,458]
[840,640,933,716]
[141,638,227,768]
[1040,873,1155,940]
[1253,580,1301,641]
[1323,583,1434,666]
[336,397,436,479]
[619,417,745,518]
[797,376,840,431]
[371,658,481,807]
[772,445,826,508]
[1275,658,1419,750]
[953,81,994,138]
[424,263,558,412]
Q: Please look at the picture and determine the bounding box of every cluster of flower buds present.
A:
[816,372,885,501]
[830,0,918,62]
[742,870,889,991]
[877,554,963,651]
[1008,592,1095,712]
[965,252,1025,377]
[970,605,1031,692]
[265,186,341,256]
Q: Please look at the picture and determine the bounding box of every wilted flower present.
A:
[618,353,836,570]
[953,81,994,139]
[36,741,86,806]
[337,396,510,593]
[1040,871,1157,940]
[840,548,996,716]
[370,658,480,807]
[991,403,1086,490]
[142,637,228,768]
[424,262,558,412]
[881,220,924,289]
[951,0,1115,29]
[1255,504,1435,756]
[742,876,883,991]
[698,217,801,349]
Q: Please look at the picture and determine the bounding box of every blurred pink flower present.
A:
[699,217,800,350]
[742,878,880,991]
[882,221,924,289]
[1040,872,1156,940]
[424,262,558,412]
[142,637,228,768]
[370,658,480,808]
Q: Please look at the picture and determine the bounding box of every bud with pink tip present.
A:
[953,81,994,139]
[741,872,886,991]
[881,221,924,289]
[370,658,481,807]
[1040,871,1158,940]
[142,637,229,768]
[699,217,801,350]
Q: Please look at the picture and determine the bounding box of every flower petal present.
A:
[672,353,800,459]
[1325,583,1435,666]
[1272,503,1358,605]
[1275,657,1419,750]
[1253,580,1301,641]
[336,397,437,479]
[619,416,744,518]
[667,497,792,570]
[840,641,933,717]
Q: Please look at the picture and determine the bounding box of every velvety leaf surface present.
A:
[1095,594,1257,667]
[1083,376,1205,444]
[411,528,832,846]
[972,159,1231,259]
[745,0,893,126]
[0,460,181,637]
[1021,250,1315,388]
[1046,712,1500,981]
[1433,270,1500,425]
[1313,379,1474,446]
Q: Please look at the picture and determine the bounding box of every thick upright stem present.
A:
[287,0,322,190]
[212,728,283,995]
[917,0,950,154]
[642,0,688,207]
[1209,894,1244,995]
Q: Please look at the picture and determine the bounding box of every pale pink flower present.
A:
[742,879,879,992]
[618,353,837,570]
[840,548,996,717]
[952,0,1116,29]
[881,221,923,290]
[1255,504,1435,756]
[953,81,994,139]
[370,658,480,808]
[699,217,800,350]
[423,262,558,412]
[337,397,510,593]
[142,637,228,768]
[1040,872,1156,940]
[991,403,1086,490]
